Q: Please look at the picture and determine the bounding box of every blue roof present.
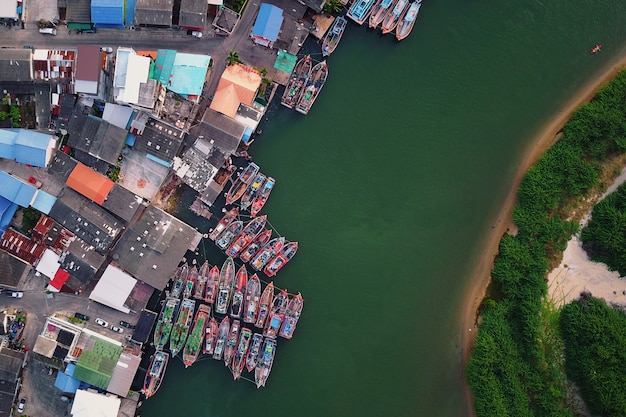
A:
[146,153,171,167]
[169,53,210,96]
[12,129,52,167]
[32,190,57,215]
[91,0,125,26]
[251,4,284,42]
[242,127,253,143]
[55,364,81,394]
[0,171,37,207]
[125,133,136,146]
[0,196,17,235]
[125,0,135,25]
[152,49,177,86]
[0,129,17,160]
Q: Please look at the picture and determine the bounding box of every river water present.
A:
[140,1,626,416]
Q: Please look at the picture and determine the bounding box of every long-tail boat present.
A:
[250,177,275,217]
[225,163,259,206]
[255,338,277,388]
[223,319,241,365]
[246,333,264,372]
[216,220,244,251]
[346,0,376,25]
[182,265,198,299]
[295,61,328,115]
[240,172,266,211]
[231,327,253,379]
[153,297,179,351]
[143,351,169,398]
[216,257,236,314]
[381,0,408,34]
[250,237,285,271]
[170,263,188,299]
[263,241,298,277]
[243,273,262,324]
[395,0,421,41]
[212,316,230,360]
[194,261,209,300]
[229,265,248,319]
[204,265,220,305]
[322,16,347,57]
[226,215,267,258]
[203,317,219,355]
[183,304,210,367]
[264,288,288,338]
[369,0,396,28]
[208,207,239,241]
[279,293,304,339]
[169,298,196,356]
[255,281,274,329]
[240,229,272,263]
[281,55,312,108]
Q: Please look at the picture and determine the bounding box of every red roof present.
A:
[49,269,70,291]
[75,45,101,82]
[0,229,45,265]
[66,163,114,205]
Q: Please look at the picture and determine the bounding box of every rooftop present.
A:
[179,0,207,29]
[190,107,245,155]
[0,48,33,82]
[134,0,174,26]
[133,117,184,163]
[66,163,115,205]
[102,185,143,223]
[0,250,28,288]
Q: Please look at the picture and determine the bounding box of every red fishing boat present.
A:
[243,273,262,324]
[208,207,239,241]
[231,327,253,379]
[225,163,259,206]
[216,257,236,314]
[212,316,230,360]
[204,265,219,305]
[590,44,602,55]
[182,304,210,367]
[246,333,264,372]
[226,215,267,258]
[279,293,304,339]
[250,177,275,217]
[143,351,169,398]
[229,265,248,319]
[240,172,266,211]
[263,241,298,277]
[223,319,241,365]
[240,229,272,263]
[250,237,285,271]
[203,317,219,355]
[255,281,274,329]
[182,266,198,299]
[194,261,209,300]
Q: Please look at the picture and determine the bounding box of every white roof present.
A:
[102,103,134,129]
[114,51,150,104]
[36,248,60,279]
[71,389,120,417]
[88,264,136,314]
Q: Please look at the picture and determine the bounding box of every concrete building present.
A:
[0,49,33,82]
[134,0,173,27]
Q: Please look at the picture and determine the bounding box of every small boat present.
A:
[381,0,408,34]
[240,172,266,211]
[250,177,275,217]
[243,273,262,324]
[216,220,244,251]
[212,316,230,360]
[231,327,253,379]
[369,0,395,28]
[268,288,289,320]
[295,61,328,115]
[226,215,267,258]
[225,162,260,206]
[240,229,272,263]
[246,333,264,372]
[346,0,376,25]
[153,297,179,351]
[255,338,277,388]
[264,241,298,277]
[170,263,187,299]
[143,351,169,398]
[204,265,220,305]
[263,313,284,339]
[281,55,313,108]
[279,293,304,339]
[255,281,274,329]
[216,257,236,314]
[182,304,210,367]
[169,298,196,356]
[182,265,198,299]
[208,207,239,241]
[194,261,209,300]
[395,0,421,41]
[203,317,219,355]
[229,265,248,319]
[223,319,241,365]
[590,44,602,55]
[322,16,347,57]
[250,237,285,271]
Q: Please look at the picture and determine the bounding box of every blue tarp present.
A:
[32,190,57,215]
[146,153,171,167]
[0,171,36,207]
[91,0,125,27]
[125,133,136,146]
[11,129,52,167]
[242,127,253,144]
[0,129,16,160]
[251,4,283,43]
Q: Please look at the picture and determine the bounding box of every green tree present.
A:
[226,50,242,66]
[323,0,343,14]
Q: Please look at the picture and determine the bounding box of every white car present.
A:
[101,47,113,53]
[110,325,123,334]
[191,31,203,38]
[10,292,23,298]
[95,318,108,327]
[17,398,26,413]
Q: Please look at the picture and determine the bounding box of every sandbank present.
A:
[460,51,626,416]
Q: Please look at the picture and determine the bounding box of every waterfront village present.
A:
[0,0,360,414]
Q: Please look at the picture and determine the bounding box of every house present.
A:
[0,48,33,82]
[113,48,156,107]
[168,52,211,102]
[179,0,207,31]
[75,45,103,96]
[132,117,185,165]
[33,49,76,84]
[134,0,173,27]
[65,163,115,205]
[210,63,262,119]
[66,115,127,165]
[190,107,246,155]
[0,128,57,167]
[66,0,92,29]
[91,0,125,28]
[89,264,137,313]
[250,3,284,48]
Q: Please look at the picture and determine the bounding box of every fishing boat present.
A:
[346,0,376,25]
[204,265,220,305]
[223,319,241,365]
[240,229,272,263]
[153,297,179,351]
[322,16,347,57]
[281,55,313,108]
[395,0,421,40]
[243,273,262,324]
[231,327,253,379]
[255,338,277,388]
[255,281,275,329]
[369,0,396,28]
[246,333,264,372]
[182,304,210,367]
[182,265,198,299]
[225,162,260,206]
[216,220,244,251]
[240,172,266,211]
[226,216,267,258]
[203,317,219,355]
[295,61,328,115]
[263,241,299,277]
[229,265,248,319]
[381,0,408,34]
[208,207,239,241]
[143,351,169,398]
[590,44,602,55]
[250,177,275,217]
[268,288,289,320]
[279,293,304,339]
[169,298,196,356]
[194,261,209,300]
[212,316,230,360]
[264,313,284,339]
[216,257,236,314]
[170,263,187,299]
[250,237,285,271]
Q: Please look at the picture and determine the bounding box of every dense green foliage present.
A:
[22,208,41,233]
[581,183,626,275]
[468,70,626,416]
[560,296,626,416]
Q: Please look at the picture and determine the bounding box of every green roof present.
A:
[73,338,122,389]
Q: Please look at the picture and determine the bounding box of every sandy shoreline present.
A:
[460,52,626,416]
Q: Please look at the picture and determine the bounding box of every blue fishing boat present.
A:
[322,16,347,56]
[347,0,376,25]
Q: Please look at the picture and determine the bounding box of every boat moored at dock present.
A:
[204,265,220,304]
[347,0,376,25]
[250,237,285,271]
[169,298,196,356]
[255,281,275,329]
[281,55,313,108]
[239,229,272,263]
[295,61,328,115]
[243,273,262,324]
[381,0,409,34]
[183,304,210,367]
[208,207,239,241]
[225,162,260,206]
[170,263,187,299]
[153,297,180,351]
[250,177,276,217]
[229,265,248,319]
[279,293,304,339]
[143,351,169,398]
[203,317,219,355]
[240,172,266,211]
[322,16,347,57]
[246,333,264,372]
[182,266,198,299]
[369,0,396,28]
[395,0,421,41]
[216,257,236,314]
[223,319,241,365]
[212,316,231,360]
[231,327,253,379]
[255,338,277,388]
[216,220,244,251]
[226,215,267,258]
[264,241,298,277]
[194,261,209,300]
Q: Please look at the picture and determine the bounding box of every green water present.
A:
[142,1,626,416]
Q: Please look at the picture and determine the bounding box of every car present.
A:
[101,46,113,53]
[10,292,23,298]
[23,45,35,50]
[74,312,90,321]
[17,398,25,413]
[187,29,203,38]
[110,325,123,334]
[95,318,108,327]
[38,28,57,35]
[119,320,134,329]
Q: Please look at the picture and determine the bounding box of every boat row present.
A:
[223,162,276,215]
[281,56,329,115]
[321,16,347,57]
[347,0,422,41]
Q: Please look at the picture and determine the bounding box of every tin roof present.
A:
[66,163,115,205]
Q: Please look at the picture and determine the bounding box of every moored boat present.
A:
[263,313,284,339]
[240,229,272,263]
[381,0,408,34]
[246,333,264,372]
[216,257,236,314]
[243,273,262,324]
[395,0,421,41]
[231,327,253,379]
[226,215,267,258]
[203,317,219,355]
[212,316,230,360]
[216,220,244,251]
[295,61,328,115]
[182,304,210,367]
[182,265,198,299]
[229,265,248,319]
[590,44,602,55]
[268,288,289,319]
[281,55,313,108]
[255,281,275,329]
[194,261,209,300]
[240,172,266,211]
[279,293,304,339]
[153,297,179,351]
[170,263,187,299]
[143,351,169,398]
[204,265,220,304]
[263,241,298,277]
[250,177,275,217]
[250,237,285,271]
[225,162,260,206]
[255,338,277,388]
[169,298,196,356]
[322,16,347,57]
[208,207,239,241]
[369,0,396,28]
[223,319,241,365]
[346,0,376,25]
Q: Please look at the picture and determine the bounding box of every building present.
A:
[88,264,137,313]
[164,52,211,102]
[66,0,93,29]
[210,63,262,119]
[0,49,33,82]
[0,250,28,288]
[91,0,125,28]
[250,3,284,48]
[66,115,127,165]
[134,0,173,27]
[179,0,206,31]
[0,0,19,19]
[0,128,57,167]
[33,49,76,84]
[132,117,185,165]
[113,48,157,107]
[65,163,115,205]
[190,107,246,155]
[0,195,18,235]
[75,45,102,96]
[71,389,121,417]
[0,228,46,265]
[0,346,26,416]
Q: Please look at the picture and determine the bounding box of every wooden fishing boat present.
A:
[226,215,267,258]
[170,263,187,299]
[346,0,376,25]
[295,61,328,115]
[322,16,347,57]
[240,172,266,211]
[182,265,198,299]
[281,55,313,108]
[143,351,169,398]
[208,207,238,241]
[250,237,285,271]
[255,338,277,388]
[225,163,259,206]
[246,333,264,372]
[229,265,248,319]
[203,317,219,355]
[223,319,241,365]
[194,261,209,300]
[395,0,421,41]
[243,273,262,324]
[263,241,298,277]
[182,304,210,367]
[204,265,220,305]
[231,327,253,379]
[216,220,244,251]
[216,257,236,314]
[381,0,408,34]
[279,293,304,339]
[212,316,230,360]
[169,298,196,356]
[240,229,272,263]
[250,177,275,217]
[264,288,288,338]
[255,281,274,329]
[369,0,396,28]
[153,297,179,351]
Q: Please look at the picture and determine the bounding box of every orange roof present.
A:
[66,163,115,205]
[210,63,262,118]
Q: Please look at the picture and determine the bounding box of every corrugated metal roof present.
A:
[32,189,57,215]
[251,4,283,42]
[152,49,176,86]
[169,52,210,97]
[0,171,37,207]
[66,163,115,205]
[91,0,125,26]
[0,129,16,160]
[12,129,53,167]
[76,45,101,82]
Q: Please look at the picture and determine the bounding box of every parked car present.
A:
[17,398,26,413]
[187,29,203,38]
[23,45,35,50]
[10,292,23,298]
[74,312,90,321]
[28,176,42,188]
[110,325,123,334]
[95,318,108,327]
[38,28,56,35]
[119,321,134,329]
[101,46,113,53]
